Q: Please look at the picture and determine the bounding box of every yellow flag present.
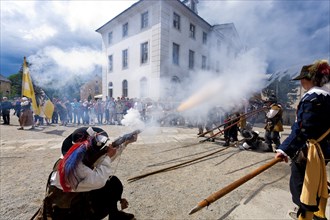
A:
[22,58,55,119]
[41,99,55,119]
[22,57,40,115]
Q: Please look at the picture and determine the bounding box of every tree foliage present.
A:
[8,66,23,98]
[7,62,85,101]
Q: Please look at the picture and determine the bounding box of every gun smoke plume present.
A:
[27,46,106,89]
[121,108,145,131]
[177,48,268,116]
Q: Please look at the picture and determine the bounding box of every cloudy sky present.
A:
[1,0,329,78]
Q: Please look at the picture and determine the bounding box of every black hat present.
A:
[61,127,109,155]
[292,64,313,80]
[265,94,277,103]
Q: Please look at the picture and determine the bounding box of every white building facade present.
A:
[96,0,242,101]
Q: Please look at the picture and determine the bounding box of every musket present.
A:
[200,107,268,142]
[188,157,282,215]
[83,129,141,168]
[127,146,231,183]
[200,121,238,143]
[198,106,267,138]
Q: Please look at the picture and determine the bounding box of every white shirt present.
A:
[50,144,127,192]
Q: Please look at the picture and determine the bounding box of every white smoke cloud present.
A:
[121,108,145,130]
[177,48,267,118]
[198,1,330,74]
[27,46,106,88]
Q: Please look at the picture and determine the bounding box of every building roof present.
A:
[0,74,11,83]
[95,0,212,33]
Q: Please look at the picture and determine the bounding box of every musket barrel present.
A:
[200,106,267,142]
[128,146,230,182]
[188,157,282,215]
[198,106,267,138]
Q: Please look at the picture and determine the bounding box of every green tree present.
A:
[8,62,90,101]
[8,67,23,98]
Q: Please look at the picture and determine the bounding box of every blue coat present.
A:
[278,86,330,159]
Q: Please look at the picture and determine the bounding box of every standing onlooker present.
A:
[1,97,12,125]
[95,99,104,125]
[72,98,80,125]
[56,99,68,126]
[82,99,90,125]
[78,100,84,125]
[52,98,59,124]
[116,97,124,125]
[264,95,283,152]
[18,97,34,130]
[63,97,73,124]
[109,97,116,125]
[275,60,330,220]
[89,100,96,125]
[104,97,110,124]
[13,97,21,119]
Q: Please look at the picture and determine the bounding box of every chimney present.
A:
[182,0,199,14]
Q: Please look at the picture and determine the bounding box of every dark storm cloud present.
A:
[0,1,136,76]
[1,0,329,78]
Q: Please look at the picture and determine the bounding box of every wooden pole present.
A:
[200,107,267,142]
[198,106,267,138]
[127,146,230,183]
[189,157,282,215]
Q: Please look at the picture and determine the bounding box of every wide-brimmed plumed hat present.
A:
[292,65,313,80]
[61,127,109,155]
[293,60,330,80]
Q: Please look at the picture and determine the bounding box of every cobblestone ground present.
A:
[0,115,329,220]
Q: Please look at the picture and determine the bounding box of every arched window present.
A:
[122,80,128,98]
[140,77,148,98]
[108,82,113,98]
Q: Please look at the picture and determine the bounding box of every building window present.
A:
[203,32,207,44]
[172,43,180,65]
[141,42,148,64]
[173,12,180,30]
[189,23,195,39]
[95,85,99,94]
[122,80,128,97]
[122,22,128,37]
[202,55,207,70]
[140,77,148,98]
[141,11,148,29]
[122,49,128,69]
[108,82,113,98]
[108,55,113,72]
[189,50,194,69]
[108,32,113,44]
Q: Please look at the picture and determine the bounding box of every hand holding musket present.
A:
[84,129,141,168]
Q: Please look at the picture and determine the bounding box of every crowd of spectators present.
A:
[1,95,266,129]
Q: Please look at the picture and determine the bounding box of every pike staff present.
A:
[200,107,267,143]
[198,106,267,138]
[127,146,231,183]
[188,157,283,215]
